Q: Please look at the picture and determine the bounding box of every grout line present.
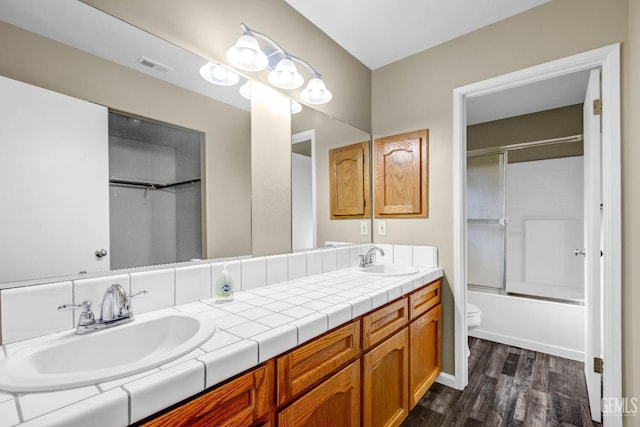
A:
[14,395,23,424]
[120,386,132,425]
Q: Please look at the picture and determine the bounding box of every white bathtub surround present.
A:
[467,289,584,360]
[0,259,442,426]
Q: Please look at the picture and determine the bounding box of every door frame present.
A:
[291,129,317,249]
[452,44,621,421]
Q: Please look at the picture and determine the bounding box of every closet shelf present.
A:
[109,177,201,190]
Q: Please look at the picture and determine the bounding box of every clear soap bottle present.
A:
[215,264,234,303]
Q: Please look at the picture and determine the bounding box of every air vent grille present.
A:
[136,56,173,74]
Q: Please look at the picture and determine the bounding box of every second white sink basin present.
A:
[0,312,216,392]
[358,264,419,276]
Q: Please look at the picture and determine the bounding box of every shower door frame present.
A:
[451,43,621,423]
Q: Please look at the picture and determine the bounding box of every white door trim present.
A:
[452,44,621,425]
[292,129,317,249]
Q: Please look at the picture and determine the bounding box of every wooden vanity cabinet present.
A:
[408,279,442,408]
[140,361,275,427]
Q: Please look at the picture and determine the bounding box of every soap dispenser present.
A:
[215,264,234,303]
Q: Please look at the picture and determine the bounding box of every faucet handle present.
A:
[121,290,148,316]
[58,300,96,326]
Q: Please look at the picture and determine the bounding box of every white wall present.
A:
[468,290,585,361]
[292,153,314,251]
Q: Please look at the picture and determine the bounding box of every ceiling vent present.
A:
[136,56,173,74]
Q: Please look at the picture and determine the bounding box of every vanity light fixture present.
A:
[291,99,302,114]
[199,62,240,86]
[226,23,333,105]
[239,80,252,100]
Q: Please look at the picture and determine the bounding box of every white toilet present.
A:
[466,303,482,357]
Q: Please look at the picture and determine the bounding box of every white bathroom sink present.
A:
[0,312,216,392]
[357,264,419,276]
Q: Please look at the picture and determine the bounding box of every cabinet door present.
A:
[362,328,409,427]
[409,304,441,408]
[277,321,360,406]
[141,361,274,427]
[278,360,360,427]
[329,141,370,219]
[374,129,428,218]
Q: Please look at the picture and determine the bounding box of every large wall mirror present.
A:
[0,0,372,287]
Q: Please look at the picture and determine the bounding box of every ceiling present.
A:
[284,0,551,70]
[1,0,589,126]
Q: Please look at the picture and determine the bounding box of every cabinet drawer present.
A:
[277,320,360,406]
[409,279,441,320]
[141,361,274,427]
[362,298,408,350]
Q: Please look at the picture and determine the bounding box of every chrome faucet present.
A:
[58,284,147,334]
[359,246,385,268]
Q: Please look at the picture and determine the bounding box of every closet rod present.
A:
[467,134,583,157]
[109,178,201,190]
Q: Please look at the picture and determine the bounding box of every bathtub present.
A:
[467,288,585,361]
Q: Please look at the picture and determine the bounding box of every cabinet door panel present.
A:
[278,360,361,427]
[329,141,370,219]
[362,298,408,350]
[277,321,360,406]
[363,328,409,427]
[409,304,442,408]
[374,129,428,218]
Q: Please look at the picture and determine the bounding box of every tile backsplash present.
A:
[0,243,438,345]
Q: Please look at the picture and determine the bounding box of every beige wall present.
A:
[251,82,292,256]
[372,0,628,377]
[292,108,372,246]
[83,0,372,132]
[624,0,640,418]
[0,21,253,259]
[468,104,584,162]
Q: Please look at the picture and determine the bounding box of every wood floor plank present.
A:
[403,338,601,427]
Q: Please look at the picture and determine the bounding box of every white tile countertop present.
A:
[0,266,443,427]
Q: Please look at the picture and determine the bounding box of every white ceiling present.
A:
[0,0,251,111]
[284,0,551,70]
[1,0,589,125]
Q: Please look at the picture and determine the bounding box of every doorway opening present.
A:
[108,111,204,269]
[452,44,621,425]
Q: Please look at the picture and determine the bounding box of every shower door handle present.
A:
[574,248,586,257]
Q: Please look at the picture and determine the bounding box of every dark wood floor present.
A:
[402,337,600,427]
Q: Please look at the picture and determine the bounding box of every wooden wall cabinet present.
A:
[140,360,275,427]
[329,141,370,219]
[374,130,428,218]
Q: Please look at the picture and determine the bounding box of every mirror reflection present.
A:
[0,0,373,287]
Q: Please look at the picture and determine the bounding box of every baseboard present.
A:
[435,372,458,389]
[470,329,584,361]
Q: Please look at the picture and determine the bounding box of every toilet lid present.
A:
[467,304,481,315]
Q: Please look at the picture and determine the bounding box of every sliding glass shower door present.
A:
[467,153,505,289]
